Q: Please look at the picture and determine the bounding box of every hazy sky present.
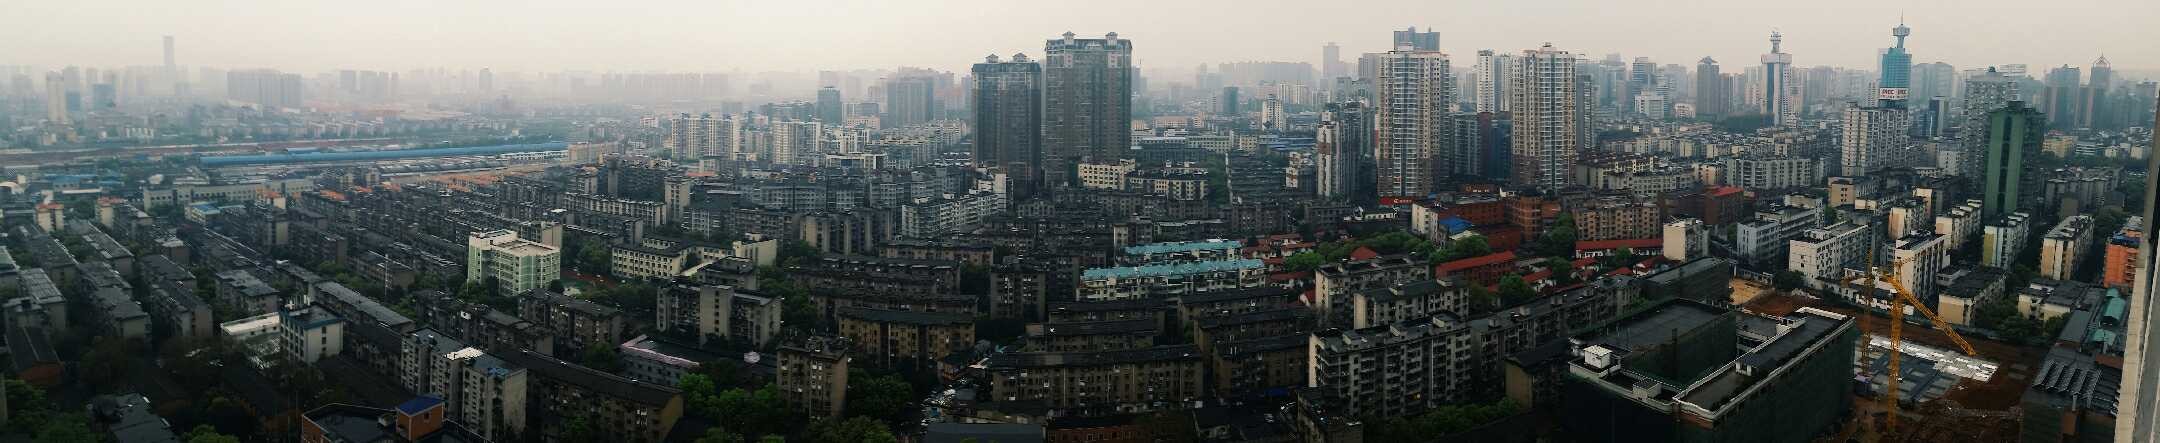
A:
[6,0,2155,79]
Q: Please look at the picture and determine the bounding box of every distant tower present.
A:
[1372,45,1452,201]
[1042,31,1133,187]
[1762,31,1798,126]
[815,87,843,123]
[162,36,175,71]
[1321,42,1345,82]
[1627,57,1657,115]
[973,53,1044,199]
[1392,27,1439,51]
[1695,57,1724,118]
[1473,50,1514,113]
[1878,22,1913,108]
[1511,43,1580,192]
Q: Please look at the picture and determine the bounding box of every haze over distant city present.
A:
[6,0,2157,76]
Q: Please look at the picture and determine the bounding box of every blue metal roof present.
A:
[200,142,566,166]
[1438,217,1474,234]
[396,396,444,415]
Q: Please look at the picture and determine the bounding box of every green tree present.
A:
[1538,215,1579,258]
[1497,275,1537,306]
[1282,252,1325,272]
[1545,258,1579,285]
[184,424,243,443]
[696,428,746,443]
[1365,400,1520,442]
[580,346,623,373]
[778,240,824,267]
[1434,236,1490,263]
[1773,270,1806,291]
[81,336,139,393]
[801,417,899,443]
[35,414,97,443]
[845,369,915,424]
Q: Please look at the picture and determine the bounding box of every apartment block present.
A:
[836,307,975,368]
[985,345,1206,412]
[2039,215,2095,281]
[466,230,562,294]
[519,289,625,356]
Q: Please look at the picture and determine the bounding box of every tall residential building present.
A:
[465,230,562,295]
[2041,65,2083,127]
[43,72,67,123]
[972,53,1044,199]
[1321,42,1346,82]
[1042,32,1133,187]
[2081,56,2113,129]
[1393,27,1439,51]
[1979,101,2045,219]
[1877,22,1913,108]
[2120,95,2160,441]
[1627,57,1657,115]
[1960,68,2021,179]
[769,121,822,166]
[663,113,741,160]
[815,87,843,123]
[226,69,304,109]
[1840,106,1911,175]
[1371,47,1452,201]
[1912,62,1956,105]
[1762,31,1799,126]
[1473,50,1514,113]
[1695,57,1724,118]
[1221,86,1240,115]
[883,76,936,128]
[1510,44,1579,192]
[1316,102,1369,200]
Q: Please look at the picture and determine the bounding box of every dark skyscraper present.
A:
[973,53,1043,199]
[2041,65,2082,127]
[1222,86,1239,115]
[1392,27,1439,51]
[1695,57,1723,118]
[1980,101,2045,218]
[1042,31,1133,186]
[883,76,936,128]
[1877,22,1912,108]
[815,87,843,123]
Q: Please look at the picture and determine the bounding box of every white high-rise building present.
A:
[1762,32,1800,126]
[43,72,67,124]
[1510,43,1579,192]
[1473,50,1514,113]
[1841,106,1912,175]
[1371,46,1452,201]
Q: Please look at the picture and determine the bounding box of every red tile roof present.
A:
[1435,251,1517,273]
[1348,246,1380,261]
[1709,186,1746,197]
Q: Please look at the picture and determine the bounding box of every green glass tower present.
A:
[1980,101,2046,219]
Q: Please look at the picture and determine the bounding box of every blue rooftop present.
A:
[1439,217,1474,234]
[200,142,567,166]
[1123,240,1240,257]
[1083,259,1263,279]
[396,396,444,415]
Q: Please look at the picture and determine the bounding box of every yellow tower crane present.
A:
[1841,254,1977,437]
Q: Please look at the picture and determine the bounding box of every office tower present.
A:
[1878,22,1912,108]
[1510,44,1580,192]
[2041,65,2082,127]
[1840,106,1910,175]
[226,69,304,109]
[2081,56,2113,129]
[1762,31,1798,126]
[1316,103,1365,199]
[1371,47,1451,202]
[1222,86,1239,114]
[1321,42,1346,82]
[42,72,67,124]
[973,53,1044,199]
[815,87,843,123]
[1473,50,1514,113]
[477,68,494,94]
[1979,102,2044,219]
[1920,96,1951,137]
[1695,57,1724,118]
[1392,27,1439,51]
[1627,57,1657,115]
[1912,62,1955,105]
[1042,32,1133,187]
[883,76,936,128]
[2119,93,2160,443]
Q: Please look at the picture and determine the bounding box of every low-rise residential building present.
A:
[1350,280,1467,329]
[837,307,975,368]
[1209,334,1308,397]
[985,345,1205,413]
[1734,204,1823,269]
[1561,302,1858,442]
[215,269,282,316]
[1028,319,1160,352]
[2039,215,2095,281]
[901,191,1008,238]
[1078,259,1266,301]
[1573,196,1663,241]
[654,285,783,348]
[619,334,724,387]
[466,230,562,294]
[2105,216,2143,289]
[1982,212,2034,269]
[280,306,347,363]
[301,397,492,443]
[1937,267,2008,326]
[1313,255,1431,324]
[499,349,684,443]
[1935,199,1984,252]
[8,268,69,332]
[1789,220,1872,289]
[519,289,625,355]
[778,336,852,418]
[220,312,284,369]
[400,328,534,442]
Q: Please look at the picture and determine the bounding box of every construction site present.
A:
[1739,286,2037,443]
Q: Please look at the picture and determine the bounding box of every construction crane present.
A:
[1874,263,1976,436]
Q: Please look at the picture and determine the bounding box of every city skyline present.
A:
[6,0,2157,78]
